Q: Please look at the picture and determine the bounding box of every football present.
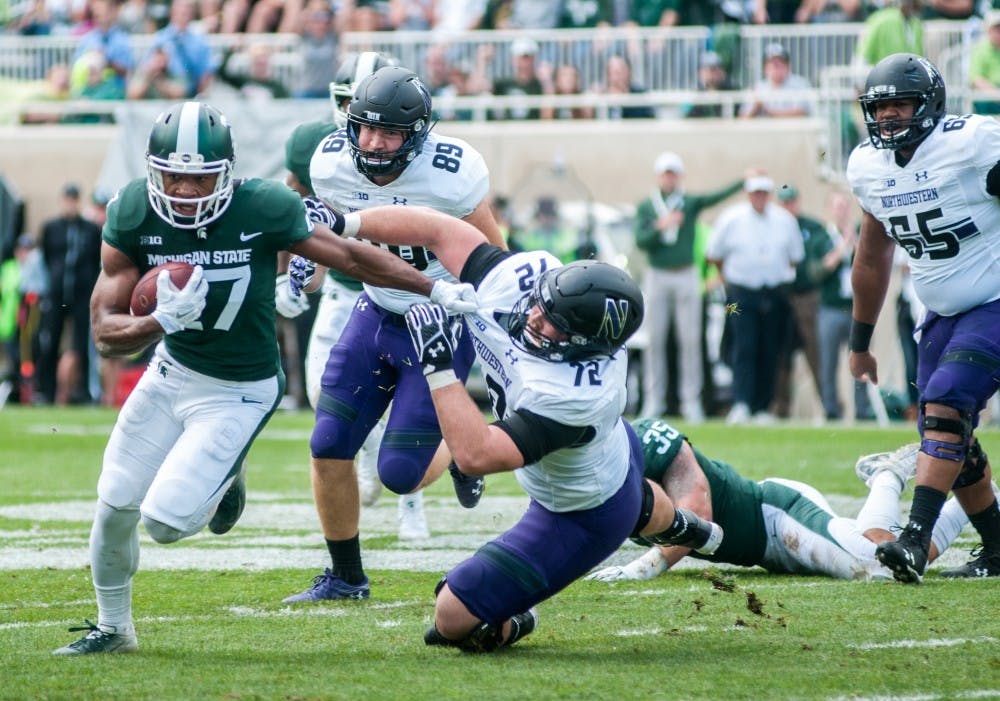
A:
[130,261,196,316]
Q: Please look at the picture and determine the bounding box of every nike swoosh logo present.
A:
[241,396,263,404]
[240,231,264,242]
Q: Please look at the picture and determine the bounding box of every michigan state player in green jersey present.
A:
[53,101,478,656]
[587,419,973,582]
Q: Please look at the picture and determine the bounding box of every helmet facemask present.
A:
[859,93,934,150]
[346,116,427,177]
[147,155,233,230]
[858,54,946,151]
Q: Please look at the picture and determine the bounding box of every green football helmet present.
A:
[146,101,235,230]
[330,51,399,129]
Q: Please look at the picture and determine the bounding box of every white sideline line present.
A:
[830,692,1000,701]
[0,598,93,610]
[848,636,997,650]
[614,625,709,637]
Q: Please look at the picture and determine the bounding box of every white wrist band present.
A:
[342,212,361,238]
[426,369,459,391]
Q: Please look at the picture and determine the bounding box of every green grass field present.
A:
[2,407,998,701]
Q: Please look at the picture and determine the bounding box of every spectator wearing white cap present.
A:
[491,37,545,119]
[740,43,813,119]
[969,10,1000,115]
[706,173,804,424]
[633,152,745,421]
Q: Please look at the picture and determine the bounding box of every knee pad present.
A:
[310,404,366,460]
[922,349,999,417]
[376,431,441,494]
[954,437,990,489]
[141,515,185,544]
[918,404,973,463]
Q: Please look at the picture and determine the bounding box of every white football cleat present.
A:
[855,442,919,489]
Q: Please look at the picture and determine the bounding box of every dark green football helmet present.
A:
[146,101,235,230]
[330,51,399,129]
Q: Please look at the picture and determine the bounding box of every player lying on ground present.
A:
[588,420,978,582]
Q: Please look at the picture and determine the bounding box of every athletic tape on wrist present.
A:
[426,369,459,391]
[342,212,361,238]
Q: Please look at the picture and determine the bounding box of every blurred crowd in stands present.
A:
[4,0,1000,420]
[3,0,1000,124]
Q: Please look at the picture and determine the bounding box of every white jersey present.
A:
[469,249,631,513]
[846,114,1000,316]
[310,128,491,314]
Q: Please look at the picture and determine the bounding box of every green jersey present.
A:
[104,178,311,381]
[633,419,767,566]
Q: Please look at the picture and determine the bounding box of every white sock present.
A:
[930,497,969,561]
[95,582,134,635]
[90,500,140,634]
[399,489,424,511]
[855,470,903,533]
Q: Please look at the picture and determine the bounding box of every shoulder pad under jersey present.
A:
[107,178,152,233]
[236,179,304,228]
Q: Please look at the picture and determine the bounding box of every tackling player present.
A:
[847,53,1000,582]
[323,203,724,652]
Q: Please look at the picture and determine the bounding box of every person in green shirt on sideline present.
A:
[969,11,1000,115]
[633,151,743,421]
[855,0,924,67]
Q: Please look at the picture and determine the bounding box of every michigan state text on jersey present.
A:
[106,176,310,380]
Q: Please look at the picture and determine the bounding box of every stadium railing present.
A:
[0,20,985,178]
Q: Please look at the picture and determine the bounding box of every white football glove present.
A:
[585,547,669,582]
[275,273,310,318]
[429,280,478,314]
[152,265,208,335]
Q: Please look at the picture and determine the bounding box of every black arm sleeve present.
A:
[986,161,1000,197]
[460,243,511,288]
[494,408,596,465]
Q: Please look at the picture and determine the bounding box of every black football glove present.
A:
[405,302,463,376]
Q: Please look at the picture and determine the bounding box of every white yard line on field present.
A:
[848,636,998,650]
[830,692,1000,701]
